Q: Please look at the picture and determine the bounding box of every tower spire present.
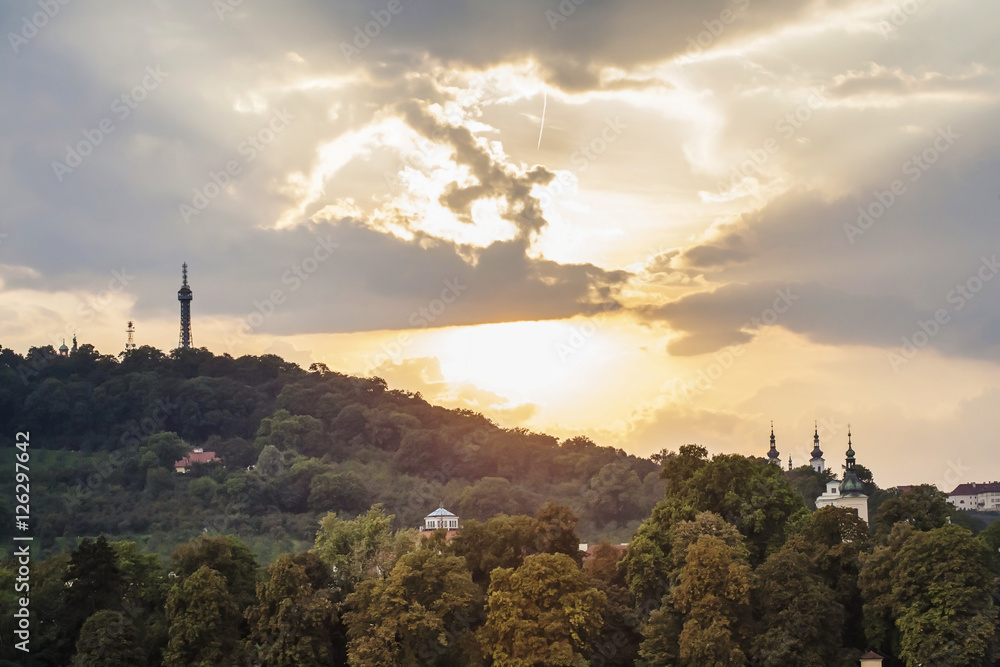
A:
[841,425,864,497]
[810,419,825,472]
[767,421,780,465]
[178,263,193,349]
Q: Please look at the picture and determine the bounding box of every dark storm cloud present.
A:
[309,0,846,89]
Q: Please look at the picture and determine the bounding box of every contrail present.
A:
[536,91,548,150]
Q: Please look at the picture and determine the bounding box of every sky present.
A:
[1,0,998,488]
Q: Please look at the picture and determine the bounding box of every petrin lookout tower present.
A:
[178,263,193,349]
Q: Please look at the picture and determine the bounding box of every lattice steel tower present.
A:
[178,263,193,349]
[125,321,136,352]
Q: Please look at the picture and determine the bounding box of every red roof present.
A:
[581,544,627,563]
[860,651,884,659]
[949,482,1000,496]
[175,451,218,468]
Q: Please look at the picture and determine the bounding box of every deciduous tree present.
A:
[479,552,606,667]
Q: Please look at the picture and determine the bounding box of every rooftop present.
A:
[426,507,457,517]
[949,481,1000,496]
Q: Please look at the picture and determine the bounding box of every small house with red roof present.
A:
[174,447,219,473]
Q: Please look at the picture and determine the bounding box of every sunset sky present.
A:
[2,0,998,487]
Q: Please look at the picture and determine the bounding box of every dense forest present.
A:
[0,343,662,560]
[0,344,998,666]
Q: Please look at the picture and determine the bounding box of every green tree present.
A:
[584,543,641,667]
[141,432,189,470]
[750,540,844,666]
[624,448,805,604]
[660,535,751,667]
[584,462,642,525]
[479,552,606,667]
[451,514,538,587]
[113,541,170,665]
[255,409,325,456]
[860,523,998,666]
[344,547,481,666]
[980,519,1000,575]
[308,470,370,513]
[72,610,144,667]
[244,552,340,667]
[872,484,953,539]
[170,535,258,611]
[534,503,584,564]
[313,504,414,593]
[784,465,834,509]
[164,565,241,667]
[62,535,126,655]
[892,526,996,666]
[800,506,871,651]
[456,477,527,520]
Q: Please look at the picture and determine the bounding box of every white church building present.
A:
[815,429,870,524]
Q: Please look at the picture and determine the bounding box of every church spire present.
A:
[841,425,865,497]
[810,420,826,473]
[767,421,780,465]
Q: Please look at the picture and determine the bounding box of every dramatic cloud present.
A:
[3,0,999,484]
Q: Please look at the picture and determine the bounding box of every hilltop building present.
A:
[815,429,869,523]
[422,506,459,531]
[947,482,1000,511]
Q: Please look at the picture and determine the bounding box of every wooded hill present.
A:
[0,343,662,561]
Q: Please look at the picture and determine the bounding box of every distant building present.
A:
[58,340,69,357]
[809,422,826,473]
[579,543,628,563]
[766,422,780,465]
[947,482,1000,511]
[174,447,219,473]
[815,429,869,523]
[860,651,884,666]
[422,507,459,532]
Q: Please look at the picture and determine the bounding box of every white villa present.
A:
[422,506,459,531]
